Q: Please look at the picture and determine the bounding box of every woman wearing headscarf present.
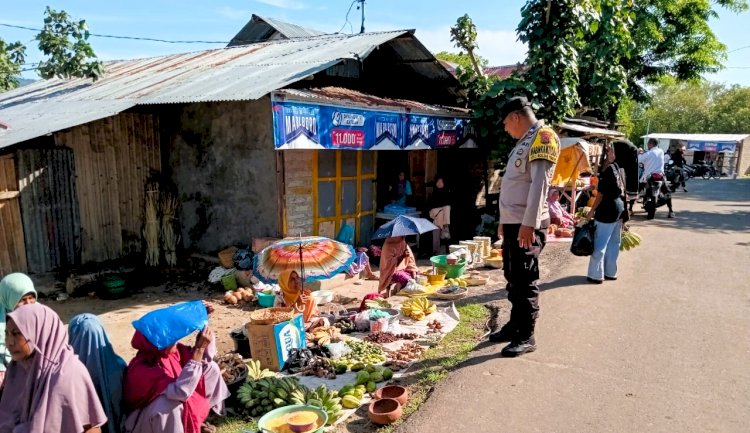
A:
[69,314,127,433]
[547,189,576,228]
[0,272,37,389]
[0,303,107,433]
[274,270,327,330]
[378,237,419,297]
[122,307,228,433]
[586,144,627,284]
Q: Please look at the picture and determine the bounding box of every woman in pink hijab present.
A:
[0,303,107,433]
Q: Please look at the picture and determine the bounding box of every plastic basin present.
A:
[257,405,327,433]
[429,255,467,279]
[257,292,276,308]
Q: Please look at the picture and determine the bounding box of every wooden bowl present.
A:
[373,385,408,406]
[368,398,402,425]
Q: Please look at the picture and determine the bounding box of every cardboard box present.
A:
[252,237,281,254]
[246,314,306,371]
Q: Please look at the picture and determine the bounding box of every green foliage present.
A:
[578,0,634,121]
[0,7,103,91]
[434,51,487,71]
[36,7,103,81]
[627,79,750,142]
[0,39,26,91]
[624,0,748,103]
[518,0,600,123]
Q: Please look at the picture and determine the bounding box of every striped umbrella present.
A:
[253,236,356,283]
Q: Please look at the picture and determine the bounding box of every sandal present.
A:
[201,423,217,433]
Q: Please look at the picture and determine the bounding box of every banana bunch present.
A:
[246,359,276,381]
[401,297,437,321]
[309,326,342,347]
[297,384,344,426]
[620,229,643,251]
[445,277,468,287]
[236,376,307,417]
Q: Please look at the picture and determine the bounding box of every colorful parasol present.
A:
[253,236,356,283]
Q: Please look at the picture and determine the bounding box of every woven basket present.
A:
[249,307,295,325]
[431,287,468,300]
[218,246,238,269]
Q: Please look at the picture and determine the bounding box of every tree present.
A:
[0,7,103,91]
[626,79,750,142]
[0,39,25,91]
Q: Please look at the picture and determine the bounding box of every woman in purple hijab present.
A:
[0,303,107,433]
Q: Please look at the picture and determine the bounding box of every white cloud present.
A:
[256,0,307,10]
[218,6,253,20]
[414,26,527,66]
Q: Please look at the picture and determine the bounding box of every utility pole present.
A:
[359,0,366,33]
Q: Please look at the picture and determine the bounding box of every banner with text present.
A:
[272,100,473,150]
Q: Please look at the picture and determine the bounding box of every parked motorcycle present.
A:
[665,161,687,192]
[642,172,670,219]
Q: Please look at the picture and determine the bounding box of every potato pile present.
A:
[224,287,255,305]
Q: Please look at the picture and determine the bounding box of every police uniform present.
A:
[495,98,559,354]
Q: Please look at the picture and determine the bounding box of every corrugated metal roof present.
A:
[0,30,416,148]
[274,87,470,117]
[228,14,324,46]
[558,122,625,138]
[643,133,749,142]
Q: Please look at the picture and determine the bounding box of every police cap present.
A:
[499,96,532,121]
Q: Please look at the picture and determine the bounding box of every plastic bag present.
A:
[354,310,371,331]
[132,300,208,350]
[232,248,253,270]
[402,280,427,294]
[325,341,351,359]
[571,220,596,257]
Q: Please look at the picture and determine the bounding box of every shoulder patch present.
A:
[528,127,559,164]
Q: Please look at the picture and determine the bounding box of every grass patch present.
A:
[374,303,488,433]
[216,416,257,433]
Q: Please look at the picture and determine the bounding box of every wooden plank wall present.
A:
[54,113,161,263]
[0,155,28,275]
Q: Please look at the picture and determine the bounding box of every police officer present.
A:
[490,97,559,357]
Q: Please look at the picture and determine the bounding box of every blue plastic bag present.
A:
[132,300,208,350]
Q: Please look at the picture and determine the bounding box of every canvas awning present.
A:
[552,137,592,187]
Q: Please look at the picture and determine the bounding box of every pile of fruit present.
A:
[444,277,468,287]
[223,288,254,305]
[394,332,418,340]
[299,384,346,424]
[215,353,247,384]
[300,356,337,379]
[385,342,425,370]
[400,298,437,321]
[620,228,642,251]
[364,332,399,344]
[351,364,393,390]
[246,359,277,380]
[364,298,392,310]
[236,376,307,418]
[308,326,342,346]
[336,340,386,368]
[337,384,368,410]
[332,318,356,334]
[427,320,444,333]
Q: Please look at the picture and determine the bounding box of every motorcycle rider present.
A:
[639,138,675,218]
[670,146,688,192]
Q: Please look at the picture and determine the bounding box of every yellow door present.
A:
[313,151,376,244]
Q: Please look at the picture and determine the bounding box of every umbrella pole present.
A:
[298,233,305,288]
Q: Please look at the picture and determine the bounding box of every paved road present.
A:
[398,179,750,433]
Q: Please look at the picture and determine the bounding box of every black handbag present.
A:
[570,220,596,256]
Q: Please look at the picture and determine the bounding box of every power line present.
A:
[728,45,750,53]
[0,22,227,44]
[335,0,358,34]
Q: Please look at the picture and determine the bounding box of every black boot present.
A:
[501,336,537,357]
[489,323,518,343]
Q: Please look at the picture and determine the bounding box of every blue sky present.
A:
[3,0,749,85]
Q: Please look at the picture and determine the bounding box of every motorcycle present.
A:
[642,172,670,219]
[665,161,687,192]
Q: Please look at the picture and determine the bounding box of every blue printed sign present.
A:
[272,99,472,150]
[687,141,738,152]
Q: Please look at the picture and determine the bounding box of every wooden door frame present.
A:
[312,150,377,242]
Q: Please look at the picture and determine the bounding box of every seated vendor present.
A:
[275,270,327,331]
[547,189,576,228]
[378,236,419,298]
[122,303,229,433]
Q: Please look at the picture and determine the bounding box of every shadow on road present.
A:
[645,210,749,233]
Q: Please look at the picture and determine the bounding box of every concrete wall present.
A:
[166,98,281,253]
[282,150,314,237]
